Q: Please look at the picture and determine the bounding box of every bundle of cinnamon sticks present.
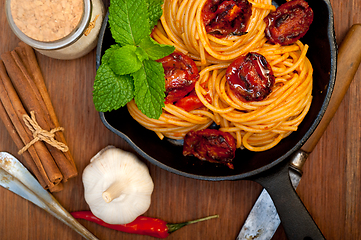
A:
[0,42,77,192]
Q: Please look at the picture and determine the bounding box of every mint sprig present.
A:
[93,0,175,119]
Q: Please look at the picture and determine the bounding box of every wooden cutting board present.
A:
[0,0,360,239]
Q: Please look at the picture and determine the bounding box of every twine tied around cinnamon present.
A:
[18,111,69,155]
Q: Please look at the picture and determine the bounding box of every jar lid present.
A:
[5,0,92,50]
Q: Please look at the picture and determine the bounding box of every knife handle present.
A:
[301,24,361,154]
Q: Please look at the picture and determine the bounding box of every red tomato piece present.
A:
[183,129,236,169]
[175,89,212,112]
[264,0,314,45]
[175,91,204,112]
[202,0,252,38]
[225,52,275,101]
[157,52,199,104]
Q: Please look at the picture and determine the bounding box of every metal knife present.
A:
[237,24,361,240]
[0,151,99,240]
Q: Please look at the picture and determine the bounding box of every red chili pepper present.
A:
[71,211,218,238]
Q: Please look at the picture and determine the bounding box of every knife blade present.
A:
[237,151,306,240]
[237,23,361,240]
[0,151,99,240]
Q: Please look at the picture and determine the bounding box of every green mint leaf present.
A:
[109,0,150,46]
[93,47,135,112]
[146,0,164,28]
[109,45,142,75]
[101,44,120,62]
[93,64,135,112]
[135,47,150,62]
[132,60,165,119]
[139,36,175,60]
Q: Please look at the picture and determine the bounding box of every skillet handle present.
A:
[252,160,325,240]
[301,24,361,153]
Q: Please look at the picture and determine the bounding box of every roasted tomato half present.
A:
[157,52,199,104]
[264,0,314,45]
[175,89,212,112]
[183,129,236,169]
[226,52,275,101]
[175,90,204,112]
[202,0,252,38]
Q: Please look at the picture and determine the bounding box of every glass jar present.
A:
[5,0,105,60]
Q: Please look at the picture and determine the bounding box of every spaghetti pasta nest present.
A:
[127,0,313,152]
[152,0,276,65]
[195,41,313,151]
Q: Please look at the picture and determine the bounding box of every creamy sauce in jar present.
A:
[6,0,105,60]
[10,0,84,42]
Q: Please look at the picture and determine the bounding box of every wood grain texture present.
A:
[0,0,360,240]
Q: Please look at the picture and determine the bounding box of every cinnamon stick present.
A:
[12,48,50,125]
[0,61,61,187]
[49,182,64,193]
[17,43,62,127]
[1,51,77,181]
[0,100,47,188]
[17,43,77,172]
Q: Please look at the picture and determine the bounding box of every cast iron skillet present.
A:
[96,0,337,239]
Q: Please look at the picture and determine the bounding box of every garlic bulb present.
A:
[82,146,154,224]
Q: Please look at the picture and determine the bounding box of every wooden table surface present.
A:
[0,0,360,239]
